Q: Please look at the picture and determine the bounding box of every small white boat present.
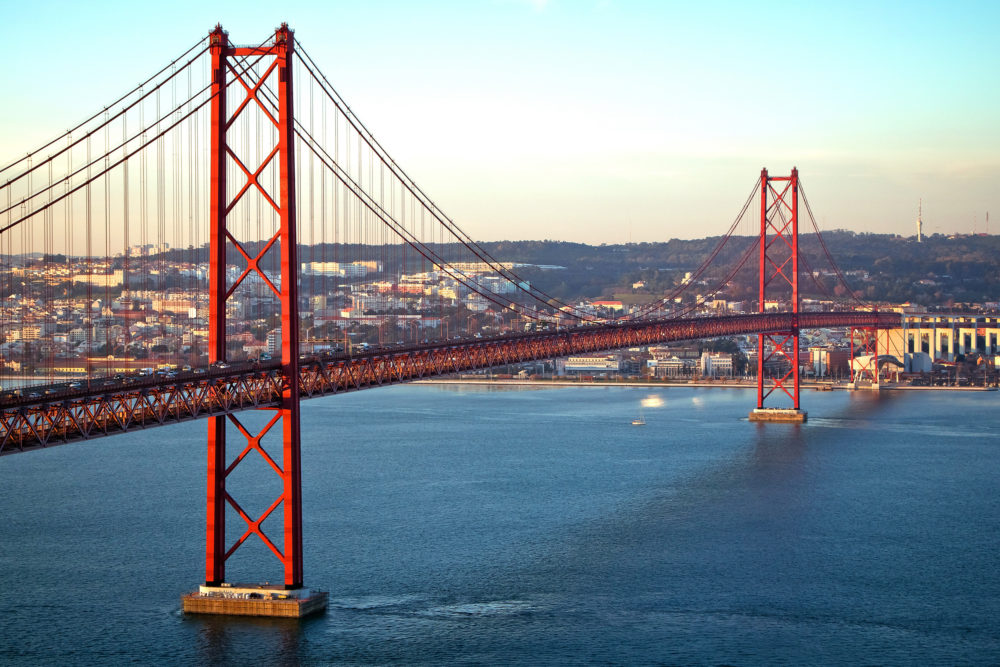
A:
[631,416,645,426]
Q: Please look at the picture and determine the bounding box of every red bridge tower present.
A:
[749,168,807,423]
[181,24,327,618]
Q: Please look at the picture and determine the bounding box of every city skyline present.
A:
[3,0,998,244]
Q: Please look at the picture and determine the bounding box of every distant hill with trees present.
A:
[128,231,1000,308]
[478,232,1000,307]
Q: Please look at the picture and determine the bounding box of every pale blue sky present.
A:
[3,0,998,242]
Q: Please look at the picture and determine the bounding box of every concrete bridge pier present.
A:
[748,408,807,423]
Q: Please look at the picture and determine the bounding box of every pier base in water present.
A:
[182,583,328,618]
[748,408,808,423]
[846,382,880,391]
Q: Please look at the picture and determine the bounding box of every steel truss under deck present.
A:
[1,310,897,456]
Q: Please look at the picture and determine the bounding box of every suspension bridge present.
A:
[0,25,896,616]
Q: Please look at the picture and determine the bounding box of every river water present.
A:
[1,384,998,665]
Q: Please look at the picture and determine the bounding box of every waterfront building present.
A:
[809,346,850,377]
[648,355,697,378]
[559,354,621,375]
[700,352,734,377]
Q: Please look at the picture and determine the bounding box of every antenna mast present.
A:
[916,199,923,242]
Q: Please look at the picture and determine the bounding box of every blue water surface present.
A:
[1,385,998,665]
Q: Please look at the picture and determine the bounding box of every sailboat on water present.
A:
[632,394,663,425]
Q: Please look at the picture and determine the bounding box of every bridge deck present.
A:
[0,311,895,455]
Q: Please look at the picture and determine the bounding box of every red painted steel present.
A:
[757,170,767,409]
[208,24,228,365]
[274,24,304,588]
[203,24,304,589]
[206,23,229,588]
[756,168,802,410]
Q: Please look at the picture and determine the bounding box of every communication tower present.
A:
[916,199,923,242]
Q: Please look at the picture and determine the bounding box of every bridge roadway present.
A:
[0,310,897,455]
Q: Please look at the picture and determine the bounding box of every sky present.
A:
[3,0,998,244]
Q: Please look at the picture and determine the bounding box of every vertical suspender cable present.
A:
[122,105,131,367]
[85,135,93,384]
[104,110,111,376]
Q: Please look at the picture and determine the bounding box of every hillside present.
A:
[478,232,1000,307]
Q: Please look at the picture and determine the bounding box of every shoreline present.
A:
[415,378,998,392]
